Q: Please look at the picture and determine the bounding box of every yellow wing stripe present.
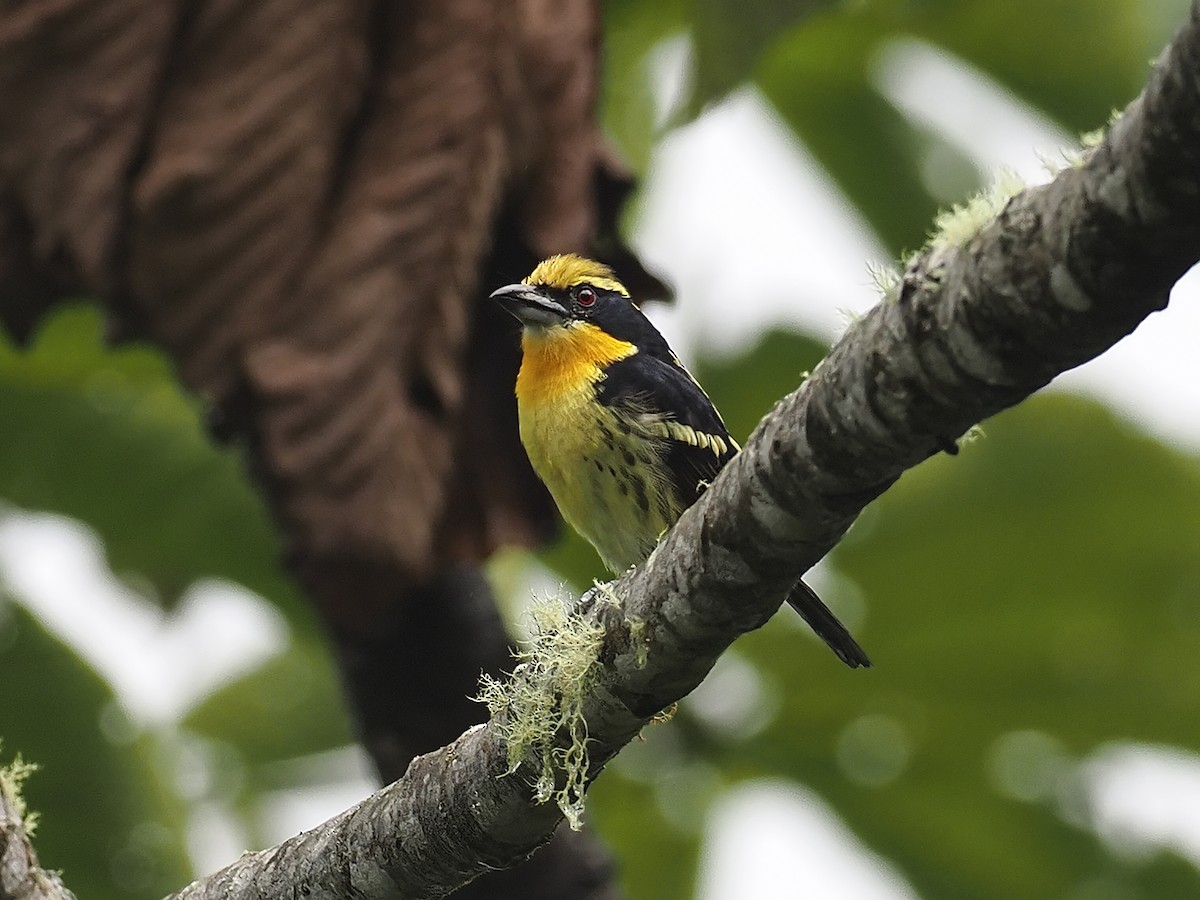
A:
[643,419,735,458]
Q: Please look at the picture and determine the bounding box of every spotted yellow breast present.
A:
[515,323,677,571]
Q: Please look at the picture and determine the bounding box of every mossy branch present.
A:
[477,593,608,829]
[0,756,76,900]
[0,3,1175,899]
[158,4,1200,897]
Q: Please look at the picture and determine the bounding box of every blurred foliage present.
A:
[604,0,1188,252]
[0,307,303,620]
[0,0,1197,898]
[0,603,191,898]
[686,0,839,112]
[0,307,349,894]
[183,640,351,774]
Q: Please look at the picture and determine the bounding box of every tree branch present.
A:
[162,3,1200,898]
[0,765,75,900]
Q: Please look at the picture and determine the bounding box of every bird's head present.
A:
[490,254,666,353]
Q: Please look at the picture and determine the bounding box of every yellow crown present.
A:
[523,254,629,297]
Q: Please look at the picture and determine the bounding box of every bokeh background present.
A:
[3,0,1200,897]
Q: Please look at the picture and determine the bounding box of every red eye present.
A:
[577,288,597,307]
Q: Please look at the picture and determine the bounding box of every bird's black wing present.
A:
[598,350,872,670]
[596,351,738,506]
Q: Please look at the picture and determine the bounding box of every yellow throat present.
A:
[514,321,637,410]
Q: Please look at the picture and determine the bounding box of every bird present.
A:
[490,254,870,668]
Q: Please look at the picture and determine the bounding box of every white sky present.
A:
[0,513,287,727]
[1,31,1198,895]
[697,781,920,900]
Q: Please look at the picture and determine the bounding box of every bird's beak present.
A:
[489,283,568,327]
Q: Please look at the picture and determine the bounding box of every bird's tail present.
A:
[786,580,872,669]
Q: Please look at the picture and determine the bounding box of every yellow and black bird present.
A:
[491,254,870,668]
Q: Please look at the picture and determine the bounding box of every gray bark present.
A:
[15,0,1200,897]
[159,2,1200,896]
[0,774,76,900]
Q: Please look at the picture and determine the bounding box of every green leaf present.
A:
[898,0,1158,131]
[602,0,691,171]
[748,0,1164,252]
[589,760,702,900]
[0,305,306,624]
[757,14,979,253]
[0,601,192,899]
[687,0,840,110]
[183,637,353,771]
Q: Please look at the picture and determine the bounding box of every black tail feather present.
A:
[785,580,872,669]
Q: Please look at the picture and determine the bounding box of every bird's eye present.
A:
[576,287,597,308]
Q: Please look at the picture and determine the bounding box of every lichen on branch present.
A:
[0,753,76,900]
[477,591,608,829]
